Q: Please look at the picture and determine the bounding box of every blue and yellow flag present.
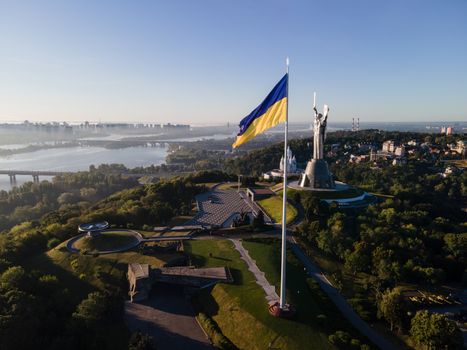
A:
[232,74,288,148]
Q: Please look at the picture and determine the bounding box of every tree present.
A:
[80,187,97,200]
[410,310,462,349]
[0,266,27,291]
[57,192,78,206]
[0,289,43,350]
[150,201,174,225]
[292,191,301,205]
[72,291,109,327]
[372,247,401,283]
[302,196,321,221]
[129,331,156,350]
[0,258,12,274]
[344,242,370,275]
[444,233,467,258]
[377,287,406,332]
[316,212,352,259]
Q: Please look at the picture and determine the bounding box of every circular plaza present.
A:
[69,222,143,254]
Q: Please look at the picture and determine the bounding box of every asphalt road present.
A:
[199,232,398,349]
[289,237,396,350]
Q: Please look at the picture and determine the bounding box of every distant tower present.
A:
[352,118,355,132]
[357,118,360,131]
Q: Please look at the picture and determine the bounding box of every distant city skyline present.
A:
[1,0,466,124]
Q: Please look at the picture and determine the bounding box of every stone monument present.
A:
[298,93,335,189]
[289,94,376,209]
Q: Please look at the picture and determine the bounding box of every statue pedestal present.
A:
[268,301,296,318]
[298,159,335,189]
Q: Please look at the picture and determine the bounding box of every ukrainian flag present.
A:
[232,74,288,148]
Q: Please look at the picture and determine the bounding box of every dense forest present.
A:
[293,164,465,347]
[0,129,464,349]
[0,169,139,231]
[221,130,466,347]
[0,174,209,349]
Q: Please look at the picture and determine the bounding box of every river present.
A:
[0,146,168,191]
[0,130,239,191]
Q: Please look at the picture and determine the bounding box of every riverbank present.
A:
[0,146,168,191]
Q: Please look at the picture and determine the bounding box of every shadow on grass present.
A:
[211,256,232,262]
[26,252,97,305]
[229,268,244,286]
[245,238,375,345]
[192,285,220,317]
[189,253,207,267]
[137,284,198,317]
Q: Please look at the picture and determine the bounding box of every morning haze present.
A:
[1,0,466,124]
[0,1,465,350]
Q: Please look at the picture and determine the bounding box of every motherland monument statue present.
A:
[298,93,335,189]
[312,93,329,160]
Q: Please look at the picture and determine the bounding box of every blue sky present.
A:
[0,0,466,124]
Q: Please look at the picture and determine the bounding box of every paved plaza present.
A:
[187,185,270,227]
[124,284,213,350]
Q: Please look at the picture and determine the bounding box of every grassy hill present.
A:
[27,239,183,302]
[185,238,371,350]
[73,231,139,252]
[22,238,186,348]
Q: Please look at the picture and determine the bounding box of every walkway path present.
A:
[228,233,396,349]
[66,229,143,254]
[230,238,278,303]
[65,220,395,349]
[289,236,396,350]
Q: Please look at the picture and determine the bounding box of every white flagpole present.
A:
[279,57,289,309]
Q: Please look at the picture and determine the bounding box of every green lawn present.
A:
[185,239,370,350]
[258,195,298,224]
[167,215,194,226]
[26,240,181,302]
[271,183,284,192]
[243,239,370,341]
[196,182,221,189]
[216,182,239,190]
[162,230,193,237]
[74,231,138,252]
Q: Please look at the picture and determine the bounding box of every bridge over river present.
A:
[0,170,148,185]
